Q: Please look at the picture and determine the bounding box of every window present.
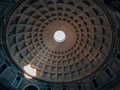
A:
[92,79,99,88]
[105,69,115,79]
[116,53,120,60]
[77,85,82,90]
[0,64,7,74]
[12,76,22,87]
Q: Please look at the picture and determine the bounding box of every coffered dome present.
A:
[6,0,113,83]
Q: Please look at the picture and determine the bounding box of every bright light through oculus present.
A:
[24,74,32,79]
[53,30,66,42]
[23,64,36,79]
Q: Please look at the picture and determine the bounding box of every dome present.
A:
[1,0,120,90]
[6,0,114,83]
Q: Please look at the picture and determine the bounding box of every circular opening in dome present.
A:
[53,30,66,43]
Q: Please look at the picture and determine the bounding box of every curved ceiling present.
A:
[6,0,113,83]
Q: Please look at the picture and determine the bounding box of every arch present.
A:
[23,84,40,90]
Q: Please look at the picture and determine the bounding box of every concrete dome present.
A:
[6,0,113,83]
[0,0,120,90]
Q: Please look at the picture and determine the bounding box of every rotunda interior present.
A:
[0,0,120,90]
